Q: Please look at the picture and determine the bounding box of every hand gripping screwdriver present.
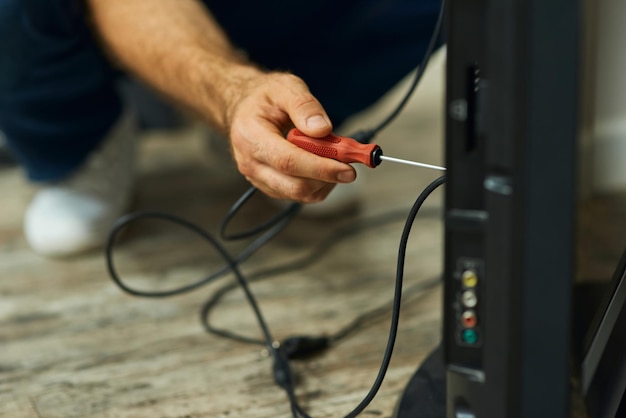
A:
[287,128,446,171]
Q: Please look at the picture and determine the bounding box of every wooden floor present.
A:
[0,50,623,418]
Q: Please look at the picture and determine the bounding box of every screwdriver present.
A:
[287,128,446,171]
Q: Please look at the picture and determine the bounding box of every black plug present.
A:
[281,336,330,360]
[272,350,294,390]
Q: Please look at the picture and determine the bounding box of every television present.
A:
[390,0,616,416]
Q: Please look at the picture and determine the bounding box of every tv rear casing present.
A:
[443,0,580,417]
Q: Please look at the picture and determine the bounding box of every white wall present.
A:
[591,0,626,193]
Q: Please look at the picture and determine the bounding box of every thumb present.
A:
[279,75,333,138]
[302,113,332,138]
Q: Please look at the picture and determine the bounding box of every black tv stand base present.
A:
[392,345,446,418]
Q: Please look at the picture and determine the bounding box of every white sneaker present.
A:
[24,112,136,257]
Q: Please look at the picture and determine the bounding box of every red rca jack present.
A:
[461,310,478,328]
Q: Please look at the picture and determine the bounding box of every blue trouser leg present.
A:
[0,0,121,182]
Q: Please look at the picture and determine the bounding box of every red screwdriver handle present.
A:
[287,128,382,168]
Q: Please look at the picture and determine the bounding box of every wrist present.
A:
[195,56,267,134]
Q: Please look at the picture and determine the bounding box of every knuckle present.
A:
[304,194,325,204]
[275,72,303,86]
[286,181,330,204]
[267,73,298,94]
[271,73,318,111]
[275,154,299,175]
[289,185,312,202]
[312,165,330,182]
[235,159,254,178]
[308,185,333,203]
[292,95,318,114]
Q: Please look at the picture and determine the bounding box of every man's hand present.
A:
[87,0,355,203]
[227,73,356,202]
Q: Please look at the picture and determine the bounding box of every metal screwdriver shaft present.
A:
[379,155,446,171]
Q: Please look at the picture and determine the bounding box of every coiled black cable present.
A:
[200,208,442,349]
[105,175,445,418]
[105,0,446,415]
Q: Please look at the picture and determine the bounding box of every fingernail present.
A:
[337,170,356,183]
[306,115,329,131]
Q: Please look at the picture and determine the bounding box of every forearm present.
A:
[86,0,262,133]
[86,0,356,203]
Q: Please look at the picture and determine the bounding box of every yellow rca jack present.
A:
[461,269,478,288]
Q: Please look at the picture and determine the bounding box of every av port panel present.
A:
[455,258,484,349]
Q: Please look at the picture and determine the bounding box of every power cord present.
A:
[200,208,444,352]
[106,200,301,298]
[351,0,445,145]
[105,175,445,417]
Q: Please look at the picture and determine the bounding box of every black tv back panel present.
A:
[443,0,580,417]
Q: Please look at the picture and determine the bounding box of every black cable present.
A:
[350,0,446,144]
[200,275,441,355]
[106,175,445,418]
[275,176,446,418]
[241,176,446,418]
[107,211,230,298]
[332,175,445,418]
[106,204,300,298]
[247,209,412,281]
[199,208,441,349]
[220,186,302,241]
[328,276,442,345]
